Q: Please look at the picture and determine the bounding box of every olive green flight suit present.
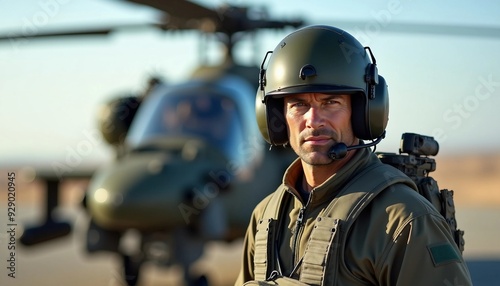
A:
[235,148,472,285]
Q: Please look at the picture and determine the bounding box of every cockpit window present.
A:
[126,89,245,162]
[162,95,240,146]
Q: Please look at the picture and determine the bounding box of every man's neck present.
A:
[301,149,357,192]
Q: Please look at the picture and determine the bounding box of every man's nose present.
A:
[305,106,325,129]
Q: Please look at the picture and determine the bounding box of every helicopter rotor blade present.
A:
[321,20,500,39]
[124,0,303,34]
[123,0,222,32]
[2,1,497,48]
[124,0,220,21]
[0,28,112,42]
[0,23,163,42]
[385,22,500,38]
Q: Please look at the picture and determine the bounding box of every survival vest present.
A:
[247,133,465,285]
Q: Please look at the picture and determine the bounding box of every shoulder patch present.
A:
[427,243,461,266]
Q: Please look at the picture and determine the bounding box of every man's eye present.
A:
[325,100,340,105]
[291,102,307,108]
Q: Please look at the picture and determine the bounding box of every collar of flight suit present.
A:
[282,145,380,208]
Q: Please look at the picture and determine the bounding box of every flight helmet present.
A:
[256,25,389,146]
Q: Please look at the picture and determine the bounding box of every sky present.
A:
[1,0,500,167]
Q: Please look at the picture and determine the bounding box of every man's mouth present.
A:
[303,136,331,145]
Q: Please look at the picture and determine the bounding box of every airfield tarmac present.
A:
[1,152,500,285]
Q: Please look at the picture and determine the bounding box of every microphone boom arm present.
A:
[328,132,386,160]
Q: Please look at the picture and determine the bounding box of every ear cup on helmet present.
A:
[255,90,288,145]
[352,75,389,140]
[265,97,288,145]
[367,75,389,139]
[255,90,271,143]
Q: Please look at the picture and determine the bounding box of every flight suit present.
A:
[235,148,472,285]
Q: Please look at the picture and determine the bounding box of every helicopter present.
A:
[1,0,302,285]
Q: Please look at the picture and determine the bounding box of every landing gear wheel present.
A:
[123,254,143,286]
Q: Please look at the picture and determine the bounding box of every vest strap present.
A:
[300,163,415,285]
[254,186,288,280]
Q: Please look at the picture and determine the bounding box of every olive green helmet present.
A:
[256,25,389,146]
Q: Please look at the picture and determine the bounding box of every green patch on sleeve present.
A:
[427,243,461,266]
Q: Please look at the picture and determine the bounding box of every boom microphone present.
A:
[328,133,385,160]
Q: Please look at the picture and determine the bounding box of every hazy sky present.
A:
[1,0,499,166]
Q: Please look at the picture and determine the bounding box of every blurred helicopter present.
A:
[0,1,301,285]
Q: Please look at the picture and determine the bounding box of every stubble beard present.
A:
[296,129,339,166]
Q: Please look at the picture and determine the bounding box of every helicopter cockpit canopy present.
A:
[125,76,262,168]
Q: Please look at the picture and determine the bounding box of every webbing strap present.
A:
[299,217,339,285]
[299,163,416,285]
[253,187,287,280]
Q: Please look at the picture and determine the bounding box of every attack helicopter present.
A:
[1,1,301,285]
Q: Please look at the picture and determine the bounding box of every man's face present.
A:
[284,93,356,166]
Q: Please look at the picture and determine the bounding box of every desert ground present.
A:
[1,152,499,285]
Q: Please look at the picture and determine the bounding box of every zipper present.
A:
[290,188,312,272]
[291,206,306,268]
[267,270,281,281]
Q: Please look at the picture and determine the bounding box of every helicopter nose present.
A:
[87,148,229,231]
[92,187,124,207]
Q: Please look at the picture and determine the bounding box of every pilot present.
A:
[235,25,472,285]
[162,96,235,142]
